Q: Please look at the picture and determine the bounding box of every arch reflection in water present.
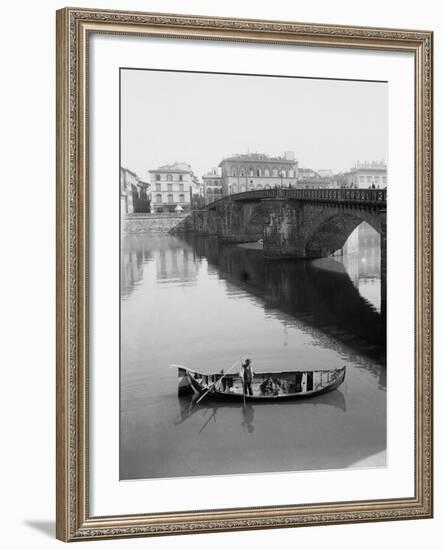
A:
[120,233,386,479]
[184,230,385,365]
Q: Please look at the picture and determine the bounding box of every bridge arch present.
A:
[304,209,381,258]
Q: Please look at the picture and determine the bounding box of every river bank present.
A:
[122,213,187,234]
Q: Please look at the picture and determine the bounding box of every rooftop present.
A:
[120,166,139,178]
[352,161,387,171]
[219,153,297,165]
[149,162,193,174]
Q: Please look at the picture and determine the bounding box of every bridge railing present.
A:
[207,187,386,208]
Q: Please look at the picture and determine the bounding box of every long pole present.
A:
[195,359,241,405]
[242,357,246,408]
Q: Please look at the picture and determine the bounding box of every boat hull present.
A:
[178,366,346,402]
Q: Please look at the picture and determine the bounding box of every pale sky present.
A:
[121,68,387,181]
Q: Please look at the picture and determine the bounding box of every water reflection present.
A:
[121,235,198,297]
[120,231,386,479]
[120,242,152,298]
[121,232,386,371]
[175,388,347,431]
[182,234,385,364]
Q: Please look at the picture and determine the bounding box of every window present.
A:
[179,194,185,203]
[155,174,160,181]
[249,168,254,176]
[179,175,183,182]
[179,184,184,192]
[167,183,173,192]
[166,174,173,181]
[289,169,294,177]
[168,194,174,204]
[256,169,261,177]
[156,194,162,203]
[240,169,245,177]
[231,167,236,177]
[156,183,161,191]
[272,169,278,177]
[281,169,287,178]
[264,169,270,177]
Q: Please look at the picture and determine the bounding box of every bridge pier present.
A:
[191,209,218,235]
[217,200,264,244]
[262,199,307,258]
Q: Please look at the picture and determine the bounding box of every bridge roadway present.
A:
[207,187,387,209]
[174,187,386,270]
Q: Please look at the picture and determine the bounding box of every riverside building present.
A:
[149,162,201,213]
[219,152,299,195]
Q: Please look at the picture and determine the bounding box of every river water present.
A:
[120,227,386,480]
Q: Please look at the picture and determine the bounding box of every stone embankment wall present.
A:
[122,213,188,234]
[169,213,197,234]
[170,204,263,244]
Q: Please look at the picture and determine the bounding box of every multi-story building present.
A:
[299,177,334,189]
[120,167,151,214]
[149,162,199,213]
[190,173,204,210]
[343,161,387,189]
[202,167,223,205]
[219,151,299,195]
[297,167,319,180]
[296,167,333,188]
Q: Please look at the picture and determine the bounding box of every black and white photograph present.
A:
[1,0,439,546]
[119,68,388,481]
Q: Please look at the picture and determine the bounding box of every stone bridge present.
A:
[175,188,387,260]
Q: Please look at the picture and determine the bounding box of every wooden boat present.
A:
[177,365,346,402]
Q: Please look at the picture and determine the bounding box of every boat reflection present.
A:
[175,388,347,434]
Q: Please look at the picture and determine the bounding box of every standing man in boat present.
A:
[241,358,254,397]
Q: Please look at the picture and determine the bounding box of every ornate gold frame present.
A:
[56,7,433,542]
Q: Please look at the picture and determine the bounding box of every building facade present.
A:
[298,167,319,180]
[149,163,201,213]
[202,167,223,205]
[299,177,334,189]
[120,167,151,215]
[343,161,387,189]
[219,152,299,195]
